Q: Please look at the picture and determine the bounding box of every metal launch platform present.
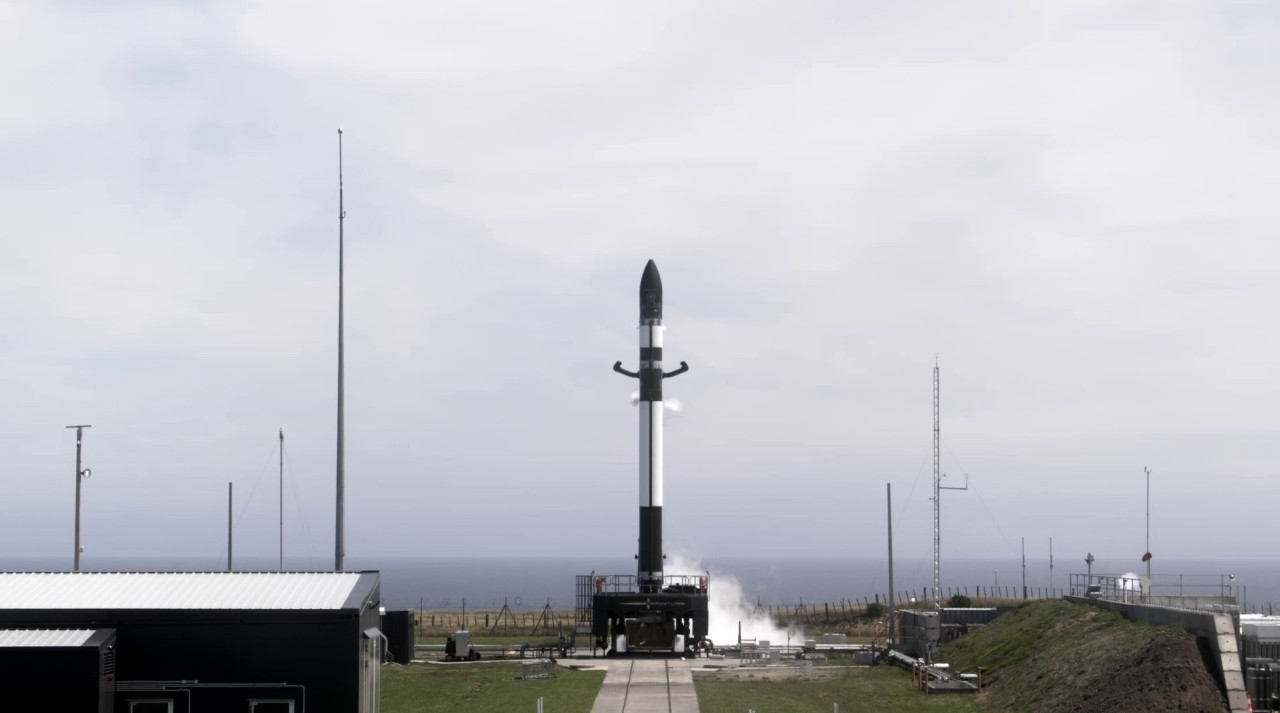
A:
[576,573,709,655]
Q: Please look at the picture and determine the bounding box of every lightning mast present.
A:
[932,357,968,609]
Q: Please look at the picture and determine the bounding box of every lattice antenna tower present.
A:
[932,356,968,610]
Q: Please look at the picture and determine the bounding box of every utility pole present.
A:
[932,357,968,609]
[279,428,284,572]
[66,425,92,571]
[1049,537,1054,593]
[335,127,347,573]
[1021,537,1027,600]
[227,482,233,571]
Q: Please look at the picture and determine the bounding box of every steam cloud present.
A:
[666,552,799,647]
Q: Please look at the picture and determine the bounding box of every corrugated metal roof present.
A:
[0,572,370,610]
[0,629,97,647]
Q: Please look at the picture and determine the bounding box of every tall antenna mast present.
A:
[932,358,940,608]
[335,128,346,572]
[932,357,968,610]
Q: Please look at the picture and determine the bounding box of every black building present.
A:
[0,628,116,711]
[0,571,382,713]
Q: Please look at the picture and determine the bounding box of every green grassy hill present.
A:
[936,599,1228,713]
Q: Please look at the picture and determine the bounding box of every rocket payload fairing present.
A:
[613,260,688,593]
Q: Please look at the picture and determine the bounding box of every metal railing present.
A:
[1068,572,1237,611]
[579,572,710,595]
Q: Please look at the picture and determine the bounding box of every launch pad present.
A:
[576,573,709,655]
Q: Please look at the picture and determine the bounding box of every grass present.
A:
[382,661,604,713]
[933,599,1225,713]
[383,657,983,713]
[935,599,1141,689]
[693,666,984,713]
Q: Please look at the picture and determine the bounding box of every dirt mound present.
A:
[936,600,1227,713]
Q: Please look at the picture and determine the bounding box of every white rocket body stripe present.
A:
[640,323,664,509]
[649,403,663,508]
[639,402,651,506]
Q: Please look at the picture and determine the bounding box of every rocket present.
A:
[614,260,688,593]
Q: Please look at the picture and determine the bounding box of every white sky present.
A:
[1,2,1277,569]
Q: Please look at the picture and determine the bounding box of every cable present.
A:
[235,439,278,528]
[944,443,1018,556]
[968,480,1018,556]
[221,438,278,562]
[860,450,931,601]
[282,439,317,566]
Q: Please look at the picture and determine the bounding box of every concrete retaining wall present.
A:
[1066,596,1247,713]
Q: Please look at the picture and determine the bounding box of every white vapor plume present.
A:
[667,552,798,647]
[1118,572,1142,592]
[628,392,685,414]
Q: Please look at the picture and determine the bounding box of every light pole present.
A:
[1144,466,1152,600]
[66,425,92,571]
[1086,552,1094,581]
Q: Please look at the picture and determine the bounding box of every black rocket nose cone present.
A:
[640,259,663,320]
[641,259,662,290]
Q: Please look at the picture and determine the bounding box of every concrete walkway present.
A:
[588,659,699,713]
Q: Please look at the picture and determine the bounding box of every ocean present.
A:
[5,554,1278,614]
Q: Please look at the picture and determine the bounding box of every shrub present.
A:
[948,594,973,608]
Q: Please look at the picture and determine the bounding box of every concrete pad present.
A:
[590,661,634,713]
[589,659,701,713]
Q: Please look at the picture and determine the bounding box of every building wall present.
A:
[0,647,103,711]
[0,610,365,713]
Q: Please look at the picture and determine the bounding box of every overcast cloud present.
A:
[1,2,1277,571]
